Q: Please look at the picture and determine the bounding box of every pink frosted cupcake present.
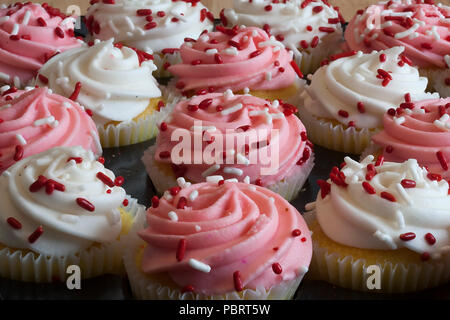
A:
[366,97,450,179]
[0,2,82,88]
[222,0,344,75]
[168,26,305,105]
[142,91,314,201]
[345,0,450,97]
[0,86,101,173]
[124,180,312,300]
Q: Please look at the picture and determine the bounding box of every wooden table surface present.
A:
[2,0,449,20]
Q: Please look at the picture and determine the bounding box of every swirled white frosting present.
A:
[315,156,450,259]
[86,0,214,53]
[224,0,342,49]
[301,46,439,129]
[36,39,162,125]
[0,146,126,256]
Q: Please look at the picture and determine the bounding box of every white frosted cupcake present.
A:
[86,0,214,77]
[299,46,439,154]
[0,146,144,283]
[222,0,344,75]
[35,39,169,148]
[306,155,450,293]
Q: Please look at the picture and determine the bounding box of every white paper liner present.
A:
[304,212,450,293]
[293,29,344,75]
[142,145,314,202]
[419,67,450,98]
[97,88,181,148]
[0,197,146,283]
[297,105,379,154]
[123,218,305,300]
[152,51,182,79]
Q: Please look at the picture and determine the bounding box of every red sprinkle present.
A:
[272,263,282,274]
[421,43,433,50]
[233,271,243,292]
[122,199,129,207]
[379,53,386,62]
[37,17,47,26]
[29,175,47,192]
[7,217,22,230]
[329,50,357,61]
[310,36,319,48]
[177,196,187,209]
[170,186,181,196]
[318,26,335,33]
[436,151,448,171]
[312,6,323,13]
[38,74,49,84]
[290,60,304,79]
[264,5,272,11]
[338,110,349,118]
[386,145,394,154]
[199,98,213,109]
[160,122,168,131]
[380,191,396,202]
[362,181,376,194]
[176,239,187,262]
[249,50,263,58]
[98,156,105,164]
[136,9,152,16]
[14,145,23,161]
[96,172,115,187]
[214,53,223,64]
[357,102,365,113]
[55,27,65,38]
[76,198,95,212]
[375,155,384,167]
[181,285,195,293]
[401,179,416,188]
[399,232,416,241]
[292,229,301,237]
[69,82,82,101]
[424,233,436,246]
[317,180,331,198]
[421,252,431,261]
[427,173,442,181]
[28,226,44,243]
[255,178,262,186]
[151,196,159,208]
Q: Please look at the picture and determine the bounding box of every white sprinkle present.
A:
[373,230,398,249]
[34,116,56,127]
[188,259,211,273]
[394,116,405,125]
[223,47,238,56]
[272,100,280,108]
[297,266,309,275]
[236,153,250,166]
[177,177,187,188]
[90,130,102,155]
[11,23,19,35]
[62,102,72,108]
[225,178,238,183]
[195,225,201,232]
[163,191,173,201]
[108,19,119,34]
[395,183,412,205]
[243,176,250,184]
[445,55,450,69]
[202,164,220,177]
[206,175,224,183]
[205,48,218,55]
[0,72,10,82]
[60,214,80,224]
[429,26,440,40]
[108,209,121,225]
[394,23,419,39]
[13,76,20,88]
[223,89,234,99]
[21,10,31,25]
[265,72,272,81]
[168,211,178,222]
[221,103,242,116]
[189,190,199,201]
[223,167,243,176]
[243,87,250,94]
[394,210,405,229]
[15,134,26,145]
[124,16,135,31]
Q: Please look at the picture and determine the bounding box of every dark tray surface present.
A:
[1,141,449,300]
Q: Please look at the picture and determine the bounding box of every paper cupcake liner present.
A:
[420,67,450,98]
[142,145,314,202]
[123,218,304,300]
[152,51,182,79]
[98,89,181,148]
[0,197,146,283]
[297,106,378,154]
[304,212,450,293]
[293,29,344,75]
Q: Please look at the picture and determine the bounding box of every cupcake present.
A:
[142,91,314,201]
[0,146,144,282]
[0,2,82,88]
[35,39,168,148]
[222,0,344,75]
[86,0,214,78]
[306,155,450,293]
[168,26,305,106]
[124,180,312,300]
[366,97,450,179]
[299,46,439,154]
[0,86,101,174]
[345,0,450,97]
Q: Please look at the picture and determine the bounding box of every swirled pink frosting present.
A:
[168,26,298,93]
[0,3,82,87]
[152,92,312,186]
[0,87,101,173]
[138,182,312,294]
[372,98,450,178]
[345,1,450,68]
